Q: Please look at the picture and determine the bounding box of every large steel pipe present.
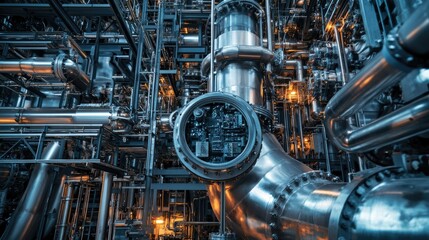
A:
[324,0,429,153]
[205,0,269,106]
[204,1,429,240]
[0,54,89,90]
[209,136,429,239]
[0,141,62,240]
[0,106,129,125]
[208,134,343,239]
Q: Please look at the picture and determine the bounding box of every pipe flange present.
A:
[386,33,429,68]
[268,171,340,239]
[216,0,264,18]
[328,167,406,240]
[53,54,67,81]
[173,92,262,182]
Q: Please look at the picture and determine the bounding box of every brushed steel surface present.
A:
[215,63,263,105]
[1,141,62,240]
[351,178,429,240]
[215,30,259,49]
[208,133,312,239]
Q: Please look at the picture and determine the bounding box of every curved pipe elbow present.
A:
[324,94,429,153]
[201,46,274,77]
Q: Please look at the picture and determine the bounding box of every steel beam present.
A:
[107,0,137,55]
[47,0,81,35]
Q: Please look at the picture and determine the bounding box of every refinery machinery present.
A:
[0,0,429,239]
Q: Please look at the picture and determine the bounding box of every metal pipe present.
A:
[324,1,429,152]
[0,54,90,90]
[0,107,110,124]
[95,172,113,240]
[209,134,429,239]
[142,0,164,228]
[219,182,226,234]
[56,183,73,240]
[204,1,429,240]
[297,107,306,158]
[179,34,201,46]
[321,126,331,173]
[1,141,62,240]
[265,0,273,73]
[284,59,303,82]
[201,46,274,77]
[333,25,349,84]
[0,106,130,127]
[332,93,429,152]
[130,25,145,118]
[42,174,66,239]
[208,133,313,239]
[209,0,215,88]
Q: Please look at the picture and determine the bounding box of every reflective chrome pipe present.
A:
[284,59,303,82]
[0,106,129,125]
[209,134,429,239]
[324,0,429,152]
[206,1,429,240]
[203,0,270,106]
[42,174,66,239]
[56,182,73,240]
[95,172,113,240]
[0,54,89,90]
[1,141,62,240]
[207,134,339,239]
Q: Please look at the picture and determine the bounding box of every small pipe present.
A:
[56,183,73,240]
[265,0,273,73]
[95,172,113,240]
[209,0,215,86]
[219,182,226,234]
[297,108,306,159]
[284,59,303,82]
[321,126,331,173]
[333,25,349,85]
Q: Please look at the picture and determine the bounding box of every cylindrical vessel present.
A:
[209,0,266,106]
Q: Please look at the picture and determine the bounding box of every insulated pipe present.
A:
[95,172,113,240]
[1,141,62,240]
[0,54,90,90]
[324,0,429,152]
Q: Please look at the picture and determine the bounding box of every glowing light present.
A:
[154,217,164,225]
